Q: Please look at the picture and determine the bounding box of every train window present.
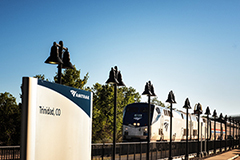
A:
[156,108,161,114]
[183,129,189,136]
[193,130,197,136]
[164,110,168,116]
[126,107,138,112]
[168,111,173,117]
[140,107,148,113]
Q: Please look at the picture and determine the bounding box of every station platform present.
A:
[170,148,240,160]
[202,149,240,160]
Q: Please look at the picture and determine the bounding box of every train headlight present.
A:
[133,123,136,126]
[144,128,147,131]
[125,127,128,131]
[137,123,140,126]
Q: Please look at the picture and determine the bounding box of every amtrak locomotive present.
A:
[123,103,236,141]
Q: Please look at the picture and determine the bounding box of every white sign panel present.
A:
[21,77,92,160]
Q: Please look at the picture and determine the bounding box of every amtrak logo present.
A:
[70,90,77,97]
[164,122,169,131]
[70,90,89,100]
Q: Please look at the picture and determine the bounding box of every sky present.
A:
[0,0,240,116]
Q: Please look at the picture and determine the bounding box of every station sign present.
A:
[21,77,92,160]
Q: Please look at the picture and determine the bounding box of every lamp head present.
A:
[117,71,125,86]
[204,106,211,115]
[183,98,191,109]
[212,109,217,118]
[219,113,223,121]
[45,42,63,64]
[166,90,176,103]
[150,85,156,96]
[219,113,223,119]
[224,115,228,121]
[194,103,203,114]
[150,82,156,96]
[62,50,74,69]
[59,41,63,46]
[106,67,119,84]
[229,116,232,122]
[142,81,152,96]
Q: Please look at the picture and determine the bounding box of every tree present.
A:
[34,74,49,81]
[151,96,166,107]
[35,66,89,89]
[90,83,141,143]
[0,92,21,145]
[54,66,89,89]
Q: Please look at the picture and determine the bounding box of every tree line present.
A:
[0,66,165,145]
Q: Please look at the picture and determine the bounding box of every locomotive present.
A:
[122,103,237,141]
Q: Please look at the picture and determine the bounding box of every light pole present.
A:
[237,121,240,148]
[183,98,191,160]
[166,90,176,160]
[194,103,203,158]
[229,116,232,150]
[45,41,74,84]
[219,113,223,152]
[142,81,156,160]
[233,119,235,149]
[237,120,239,148]
[204,106,211,155]
[212,110,217,154]
[224,115,227,151]
[106,66,125,160]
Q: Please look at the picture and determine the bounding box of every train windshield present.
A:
[123,103,154,127]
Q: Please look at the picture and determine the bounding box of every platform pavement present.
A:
[202,149,240,160]
[168,149,240,160]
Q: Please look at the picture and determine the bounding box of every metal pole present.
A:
[225,119,227,151]
[230,120,232,150]
[112,84,117,160]
[207,115,209,154]
[169,103,173,160]
[147,95,151,160]
[185,108,189,160]
[197,112,200,157]
[220,120,222,152]
[232,119,235,149]
[57,42,63,84]
[214,117,216,154]
[201,122,203,155]
[238,121,240,148]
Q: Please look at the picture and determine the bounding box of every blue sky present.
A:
[1,0,240,116]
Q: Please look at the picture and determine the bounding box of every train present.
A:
[122,103,238,141]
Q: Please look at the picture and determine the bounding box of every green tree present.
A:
[91,83,141,143]
[34,74,49,81]
[54,66,89,89]
[0,92,21,145]
[151,96,166,107]
[35,66,89,89]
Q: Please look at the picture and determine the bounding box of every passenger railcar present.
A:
[122,103,236,142]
